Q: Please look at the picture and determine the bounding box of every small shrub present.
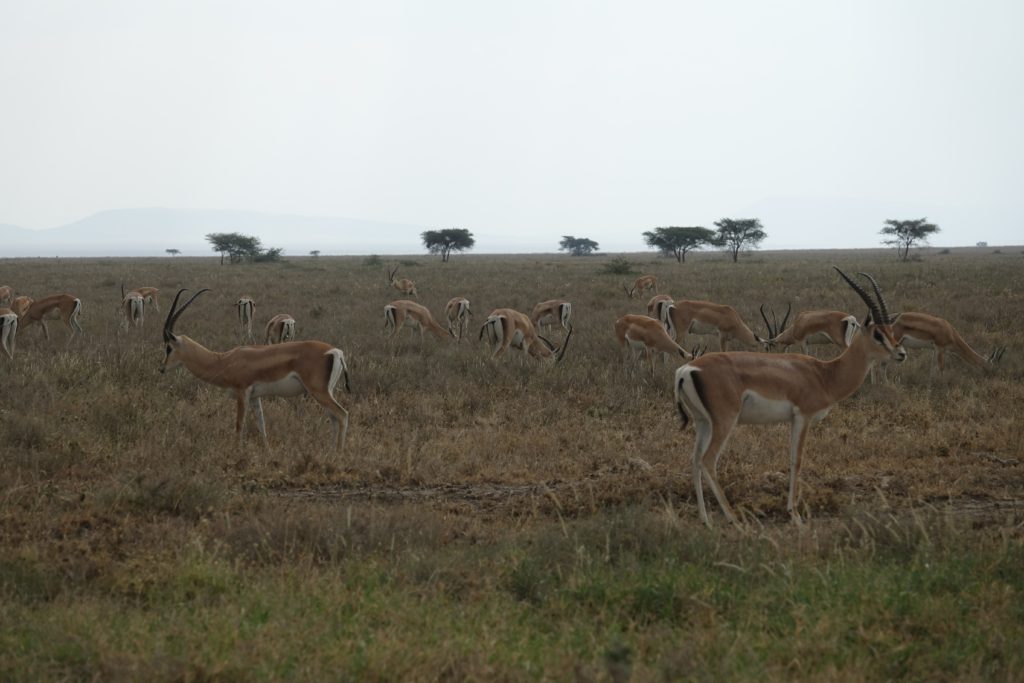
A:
[601,257,635,275]
[363,254,382,267]
[938,248,951,255]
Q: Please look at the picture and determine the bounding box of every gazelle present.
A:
[530,299,572,333]
[264,314,297,344]
[762,306,859,355]
[614,314,692,374]
[479,308,572,362]
[663,300,767,351]
[121,284,145,330]
[16,294,83,341]
[647,294,673,321]
[160,289,352,452]
[388,266,418,298]
[384,300,453,341]
[236,297,256,342]
[134,287,160,312]
[0,308,17,358]
[624,275,658,299]
[890,311,1005,372]
[445,297,473,342]
[674,268,907,527]
[0,286,12,306]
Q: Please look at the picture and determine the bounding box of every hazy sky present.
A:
[2,0,1022,251]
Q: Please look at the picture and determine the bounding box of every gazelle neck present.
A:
[821,330,877,403]
[175,335,231,387]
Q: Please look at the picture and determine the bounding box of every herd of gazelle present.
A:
[0,266,1006,527]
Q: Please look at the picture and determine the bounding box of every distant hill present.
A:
[0,208,433,257]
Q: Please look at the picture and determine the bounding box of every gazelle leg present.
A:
[937,348,945,373]
[310,388,349,453]
[250,396,270,450]
[691,419,713,525]
[787,415,811,523]
[40,320,50,340]
[235,389,250,448]
[698,414,740,527]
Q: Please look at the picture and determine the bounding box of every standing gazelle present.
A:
[121,284,145,330]
[236,297,256,342]
[0,308,18,358]
[264,314,297,344]
[134,287,160,312]
[530,299,572,333]
[445,297,473,342]
[160,289,352,453]
[674,268,907,527]
[16,294,84,341]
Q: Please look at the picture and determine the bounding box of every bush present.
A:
[601,257,635,275]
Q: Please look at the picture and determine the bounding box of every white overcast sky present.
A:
[1,0,1022,251]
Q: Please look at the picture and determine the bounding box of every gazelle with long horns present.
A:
[674,268,907,527]
[160,289,352,453]
[236,297,256,342]
[624,275,658,299]
[663,299,768,352]
[615,314,692,374]
[264,314,297,344]
[445,297,473,342]
[384,300,453,341]
[388,266,418,298]
[480,308,572,362]
[891,311,1004,373]
[16,294,83,341]
[761,306,859,356]
[0,307,18,359]
[121,284,145,330]
[530,299,572,333]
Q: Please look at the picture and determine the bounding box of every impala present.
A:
[264,314,297,344]
[663,299,767,351]
[0,308,17,358]
[530,299,572,333]
[647,294,673,321]
[160,289,352,452]
[890,311,1005,372]
[388,266,418,298]
[121,284,145,330]
[614,314,692,374]
[762,306,859,355]
[674,268,906,527]
[16,294,83,341]
[624,275,658,299]
[445,297,473,341]
[236,297,256,342]
[479,308,572,362]
[0,286,12,306]
[384,300,453,341]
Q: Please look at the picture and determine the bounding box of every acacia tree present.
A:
[205,232,281,264]
[559,235,600,256]
[421,228,475,262]
[642,227,716,263]
[713,218,767,262]
[165,248,180,257]
[880,218,940,261]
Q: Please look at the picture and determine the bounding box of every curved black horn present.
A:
[121,282,125,301]
[163,289,188,340]
[165,288,209,340]
[760,304,775,339]
[555,326,573,363]
[833,267,883,324]
[857,272,891,324]
[779,303,792,333]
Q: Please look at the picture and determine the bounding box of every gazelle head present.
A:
[623,283,636,299]
[533,326,574,363]
[12,296,32,318]
[160,288,210,373]
[759,303,792,350]
[388,265,399,284]
[834,267,907,364]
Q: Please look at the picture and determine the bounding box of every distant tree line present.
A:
[206,232,283,264]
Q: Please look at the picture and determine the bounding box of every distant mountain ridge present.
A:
[0,208,433,257]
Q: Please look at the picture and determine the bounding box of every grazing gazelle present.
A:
[761,306,859,356]
[647,294,674,321]
[384,300,453,341]
[674,268,907,527]
[530,299,572,333]
[890,311,1005,373]
[160,289,352,453]
[479,308,572,362]
[388,266,418,298]
[134,287,160,312]
[614,314,692,374]
[264,314,297,344]
[0,308,18,358]
[0,286,12,306]
[16,294,84,341]
[236,297,256,342]
[624,275,658,299]
[445,297,473,342]
[121,284,145,330]
[663,299,768,351]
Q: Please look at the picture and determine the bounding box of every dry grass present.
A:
[1,248,1022,680]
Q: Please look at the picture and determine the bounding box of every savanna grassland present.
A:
[1,248,1023,681]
